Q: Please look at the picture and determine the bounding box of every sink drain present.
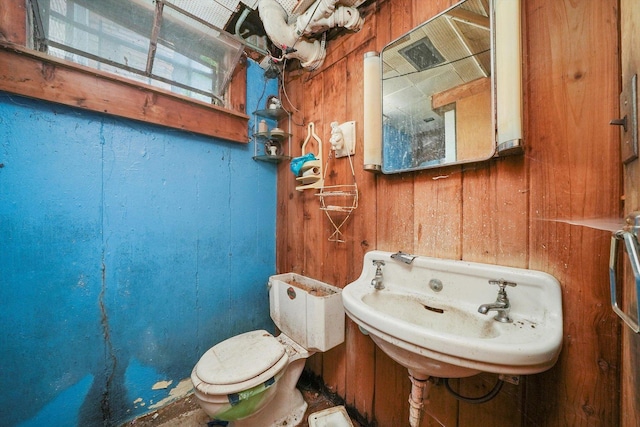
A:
[423,305,444,314]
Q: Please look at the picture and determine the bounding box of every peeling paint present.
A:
[132,397,147,409]
[149,379,193,410]
[152,380,173,390]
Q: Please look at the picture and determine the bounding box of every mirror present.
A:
[381,0,494,173]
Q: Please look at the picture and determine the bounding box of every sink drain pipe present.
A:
[407,374,504,426]
[408,373,429,427]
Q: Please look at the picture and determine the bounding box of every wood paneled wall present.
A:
[277,0,622,425]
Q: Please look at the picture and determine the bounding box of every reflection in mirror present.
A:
[381,0,494,173]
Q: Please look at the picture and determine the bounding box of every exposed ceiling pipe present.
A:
[258,0,325,69]
[234,7,270,55]
[258,0,363,71]
[295,3,363,37]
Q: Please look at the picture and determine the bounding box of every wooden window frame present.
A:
[0,2,249,143]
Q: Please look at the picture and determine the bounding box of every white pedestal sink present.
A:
[342,251,563,379]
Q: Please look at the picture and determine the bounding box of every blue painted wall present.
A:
[0,59,278,426]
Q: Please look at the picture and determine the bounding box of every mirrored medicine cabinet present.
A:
[380,0,522,173]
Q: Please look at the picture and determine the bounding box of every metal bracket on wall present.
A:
[609,211,640,333]
[611,74,639,164]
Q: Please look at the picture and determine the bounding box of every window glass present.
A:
[30,0,244,104]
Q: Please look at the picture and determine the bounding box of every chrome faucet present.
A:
[371,260,385,290]
[478,279,518,323]
[390,251,416,264]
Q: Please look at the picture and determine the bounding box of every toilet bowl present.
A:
[191,331,310,426]
[191,273,344,427]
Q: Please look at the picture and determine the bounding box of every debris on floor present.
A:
[122,370,368,427]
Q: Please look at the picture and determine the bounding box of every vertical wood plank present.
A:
[525,0,620,425]
[345,36,379,281]
[301,71,325,280]
[619,1,640,425]
[372,348,411,427]
[376,0,415,254]
[414,166,463,259]
[422,378,459,427]
[228,58,247,114]
[301,70,326,376]
[462,157,528,268]
[414,0,460,24]
[320,58,349,286]
[371,1,415,424]
[0,1,26,45]
[344,37,378,420]
[320,58,349,396]
[277,72,306,274]
[345,318,376,420]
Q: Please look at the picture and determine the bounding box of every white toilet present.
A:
[191,273,345,427]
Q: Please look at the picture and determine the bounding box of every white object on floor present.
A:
[308,405,354,427]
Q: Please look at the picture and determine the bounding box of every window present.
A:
[28,0,245,105]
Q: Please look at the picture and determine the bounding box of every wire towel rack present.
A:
[316,135,358,243]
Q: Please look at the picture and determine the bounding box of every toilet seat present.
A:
[192,330,289,395]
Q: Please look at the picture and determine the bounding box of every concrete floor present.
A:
[123,372,367,427]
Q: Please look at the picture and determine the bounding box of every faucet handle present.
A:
[372,260,385,267]
[489,279,517,290]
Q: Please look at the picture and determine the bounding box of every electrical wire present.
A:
[280,59,299,112]
[280,61,304,114]
[256,73,269,111]
[278,59,306,127]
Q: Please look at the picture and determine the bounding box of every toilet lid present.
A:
[195,330,286,386]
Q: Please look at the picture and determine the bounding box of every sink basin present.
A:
[342,251,563,378]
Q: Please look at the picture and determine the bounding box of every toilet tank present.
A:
[269,273,345,352]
